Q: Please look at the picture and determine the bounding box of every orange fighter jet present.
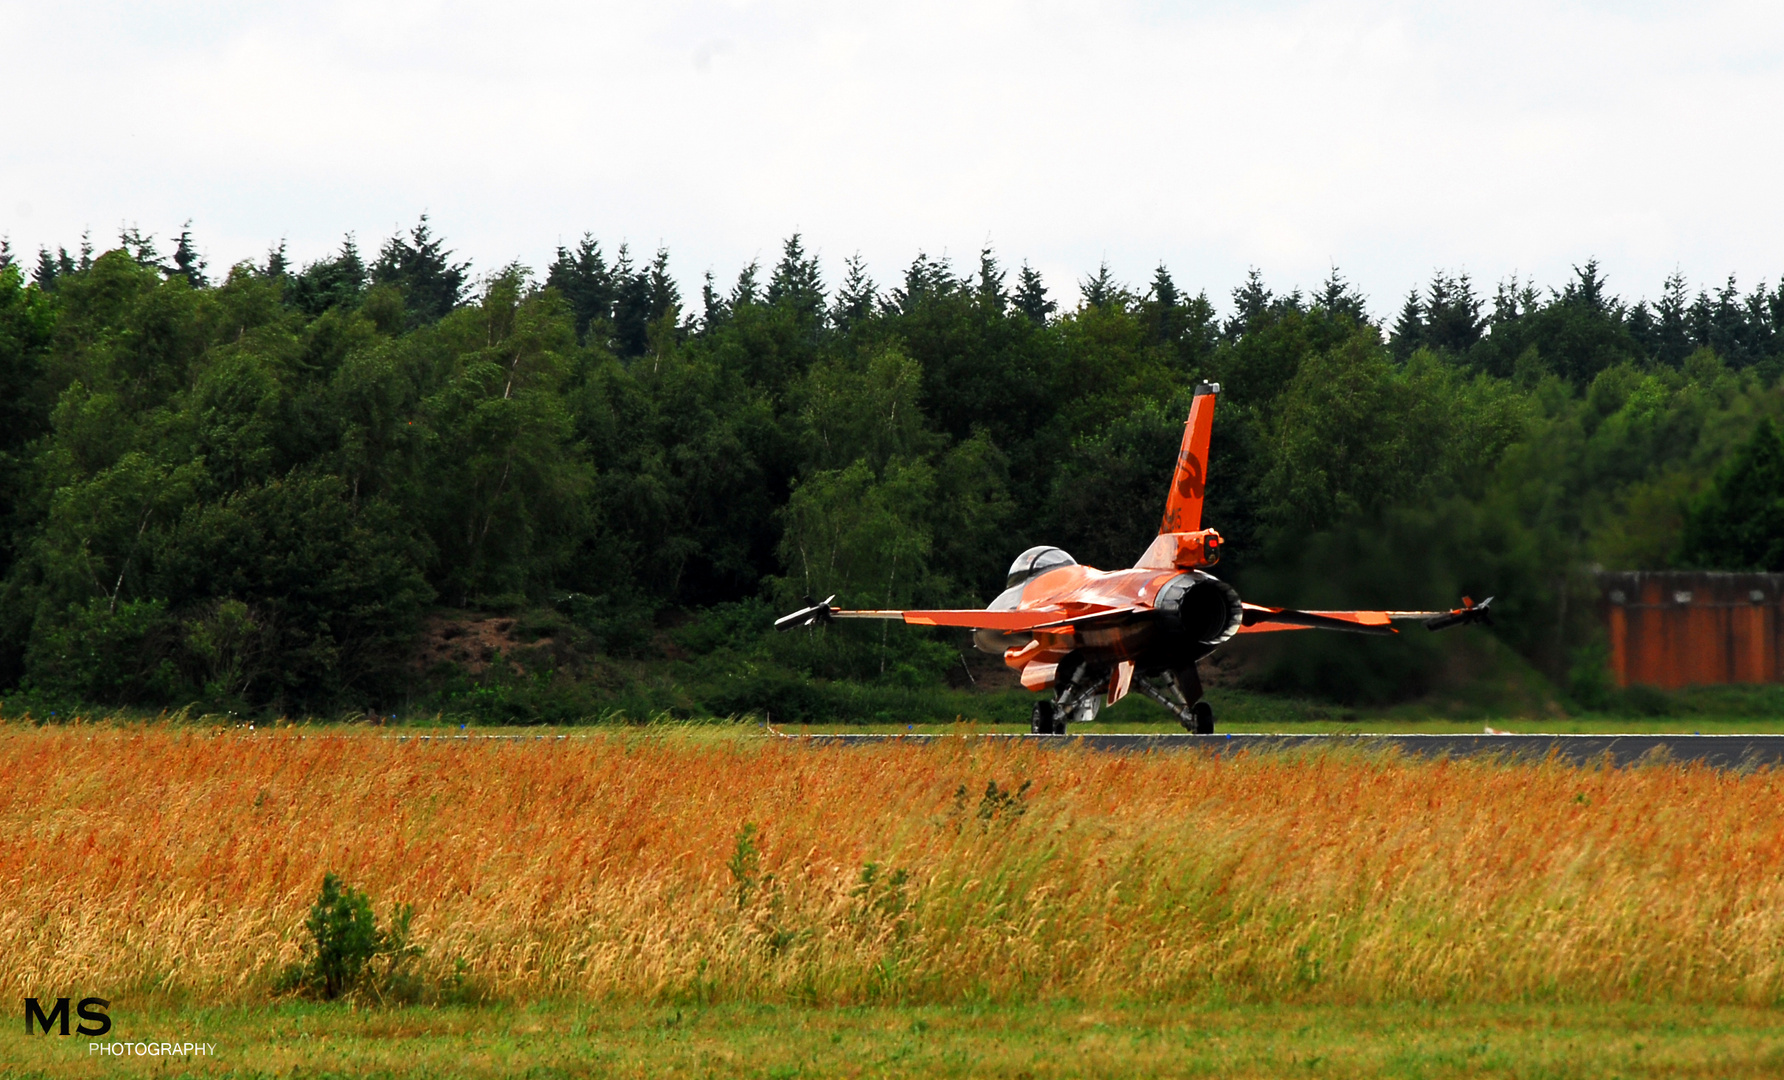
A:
[774,382,1492,734]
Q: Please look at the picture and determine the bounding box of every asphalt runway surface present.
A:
[789,732,1784,768]
[377,730,1784,768]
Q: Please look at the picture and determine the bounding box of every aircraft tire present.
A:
[1191,701,1215,735]
[1030,700,1058,735]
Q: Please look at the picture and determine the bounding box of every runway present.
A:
[788,732,1784,768]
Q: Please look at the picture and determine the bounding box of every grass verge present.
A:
[6,1001,1783,1078]
[11,682,1784,735]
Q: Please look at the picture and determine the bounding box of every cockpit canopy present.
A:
[1006,545,1077,590]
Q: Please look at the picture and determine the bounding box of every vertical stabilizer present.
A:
[1158,382,1219,534]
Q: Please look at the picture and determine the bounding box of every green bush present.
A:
[278,872,420,1001]
[24,598,184,706]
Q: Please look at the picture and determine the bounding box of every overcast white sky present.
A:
[3,0,1782,315]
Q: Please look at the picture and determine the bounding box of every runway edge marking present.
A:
[779,732,1784,768]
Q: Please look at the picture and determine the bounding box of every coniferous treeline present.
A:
[0,219,1780,716]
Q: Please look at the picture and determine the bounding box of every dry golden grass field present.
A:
[8,724,1784,1077]
[7,724,1784,1008]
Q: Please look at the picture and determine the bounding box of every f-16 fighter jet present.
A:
[776,383,1492,734]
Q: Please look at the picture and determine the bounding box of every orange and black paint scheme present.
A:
[775,383,1493,734]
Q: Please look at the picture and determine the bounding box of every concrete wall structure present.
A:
[1598,571,1784,688]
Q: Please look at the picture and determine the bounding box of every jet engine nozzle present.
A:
[1155,573,1243,646]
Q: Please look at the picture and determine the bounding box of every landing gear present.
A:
[1029,700,1067,735]
[1043,652,1102,732]
[1133,666,1215,733]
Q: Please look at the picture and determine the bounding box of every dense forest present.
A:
[0,220,1781,720]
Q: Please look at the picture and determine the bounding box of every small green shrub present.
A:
[948,779,1032,831]
[278,872,420,1001]
[976,778,1031,822]
[728,823,761,909]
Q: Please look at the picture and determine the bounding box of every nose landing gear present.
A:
[1030,700,1064,735]
[1030,654,1104,735]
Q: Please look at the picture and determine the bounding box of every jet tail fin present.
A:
[1159,382,1219,534]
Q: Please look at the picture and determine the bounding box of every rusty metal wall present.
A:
[1597,572,1784,688]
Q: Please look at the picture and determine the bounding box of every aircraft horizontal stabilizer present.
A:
[1240,604,1397,636]
[1239,596,1496,636]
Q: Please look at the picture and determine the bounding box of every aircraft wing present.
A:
[775,598,1145,633]
[1239,597,1492,636]
[844,606,1148,632]
[779,594,1489,635]
[837,608,1073,630]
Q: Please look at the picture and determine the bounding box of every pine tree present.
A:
[1743,284,1775,364]
[263,240,289,278]
[1315,266,1370,325]
[1140,264,1180,345]
[1388,289,1423,360]
[1137,264,1217,368]
[1649,270,1692,367]
[975,247,1007,313]
[1688,287,1714,354]
[0,238,12,273]
[830,253,877,332]
[889,252,954,315]
[1012,263,1055,325]
[609,244,653,358]
[1079,261,1120,309]
[729,258,761,309]
[1225,269,1273,339]
[170,221,207,288]
[545,234,612,342]
[647,248,680,320]
[33,248,66,291]
[1422,272,1482,354]
[118,226,163,270]
[1763,282,1784,355]
[645,247,683,347]
[1706,275,1755,366]
[1563,259,1610,313]
[1490,276,1536,326]
[700,270,730,330]
[1626,300,1656,359]
[766,233,824,322]
[370,215,470,326]
[289,236,367,315]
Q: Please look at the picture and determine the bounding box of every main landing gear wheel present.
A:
[1030,700,1066,736]
[1132,675,1210,734]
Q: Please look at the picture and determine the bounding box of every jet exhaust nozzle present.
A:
[1156,573,1243,645]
